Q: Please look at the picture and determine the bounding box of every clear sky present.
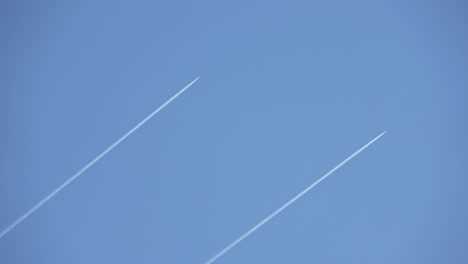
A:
[1,1,467,263]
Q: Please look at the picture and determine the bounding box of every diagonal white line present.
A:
[0,77,200,240]
[204,131,386,264]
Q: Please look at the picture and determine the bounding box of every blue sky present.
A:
[1,1,467,263]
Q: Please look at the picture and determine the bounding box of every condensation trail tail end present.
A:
[203,131,386,264]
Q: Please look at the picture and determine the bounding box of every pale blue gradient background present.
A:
[1,1,467,263]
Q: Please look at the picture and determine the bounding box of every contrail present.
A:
[204,131,386,264]
[0,77,200,240]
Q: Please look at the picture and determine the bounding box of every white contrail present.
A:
[0,77,200,240]
[204,131,386,264]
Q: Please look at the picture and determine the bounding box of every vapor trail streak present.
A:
[204,131,386,264]
[0,77,200,240]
